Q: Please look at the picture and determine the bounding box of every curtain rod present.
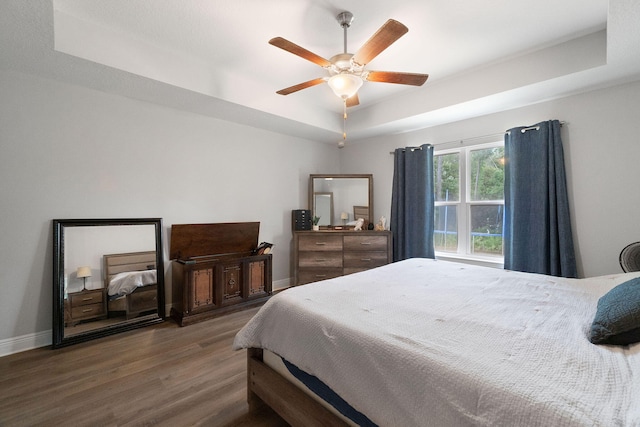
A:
[506,121,566,135]
[389,121,566,154]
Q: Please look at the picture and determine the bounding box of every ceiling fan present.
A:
[269,11,429,108]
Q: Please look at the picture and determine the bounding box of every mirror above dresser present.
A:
[293,174,392,286]
[309,174,373,228]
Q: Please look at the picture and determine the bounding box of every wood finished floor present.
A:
[0,307,289,427]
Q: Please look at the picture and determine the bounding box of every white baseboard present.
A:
[273,277,291,291]
[0,330,51,357]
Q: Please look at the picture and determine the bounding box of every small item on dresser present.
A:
[292,209,312,231]
[253,242,274,255]
[354,218,365,230]
[375,216,387,231]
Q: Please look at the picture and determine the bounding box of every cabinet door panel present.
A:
[190,268,214,310]
[249,260,266,296]
[222,263,243,304]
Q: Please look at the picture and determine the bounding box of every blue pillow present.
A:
[590,277,640,345]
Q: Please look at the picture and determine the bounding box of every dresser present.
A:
[293,230,392,286]
[65,288,107,326]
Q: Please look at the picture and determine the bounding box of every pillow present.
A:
[590,277,640,345]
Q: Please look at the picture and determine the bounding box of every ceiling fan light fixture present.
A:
[328,73,363,99]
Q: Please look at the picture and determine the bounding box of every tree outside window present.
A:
[434,143,504,258]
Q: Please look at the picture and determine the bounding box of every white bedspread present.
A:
[107,269,156,297]
[233,258,640,426]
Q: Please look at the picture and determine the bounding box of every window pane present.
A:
[470,205,503,256]
[434,153,459,202]
[469,147,504,201]
[434,205,458,252]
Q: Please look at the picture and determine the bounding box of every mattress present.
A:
[234,258,640,426]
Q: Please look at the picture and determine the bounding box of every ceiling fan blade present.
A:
[269,37,332,68]
[346,93,360,108]
[365,71,429,86]
[276,78,326,95]
[352,19,408,66]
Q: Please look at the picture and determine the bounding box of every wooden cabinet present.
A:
[294,230,392,286]
[65,288,107,326]
[170,222,272,326]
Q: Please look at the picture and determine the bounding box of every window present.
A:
[434,142,505,259]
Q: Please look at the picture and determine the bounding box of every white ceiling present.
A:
[2,0,640,145]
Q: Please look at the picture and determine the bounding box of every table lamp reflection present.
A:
[341,212,349,225]
[76,266,91,291]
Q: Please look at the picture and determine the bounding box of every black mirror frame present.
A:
[52,218,165,349]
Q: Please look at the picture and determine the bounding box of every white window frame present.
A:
[434,141,504,267]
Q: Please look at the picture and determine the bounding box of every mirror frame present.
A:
[52,218,165,348]
[309,174,373,228]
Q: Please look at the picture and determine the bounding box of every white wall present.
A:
[341,79,640,278]
[3,67,640,350]
[0,69,340,345]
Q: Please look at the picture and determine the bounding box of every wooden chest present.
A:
[170,222,272,326]
[293,230,392,286]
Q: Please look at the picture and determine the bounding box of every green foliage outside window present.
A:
[434,146,505,256]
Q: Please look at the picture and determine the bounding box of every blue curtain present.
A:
[504,120,577,277]
[391,144,435,261]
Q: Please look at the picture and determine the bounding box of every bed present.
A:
[233,258,640,426]
[103,251,158,320]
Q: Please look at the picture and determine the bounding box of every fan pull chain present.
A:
[339,99,347,148]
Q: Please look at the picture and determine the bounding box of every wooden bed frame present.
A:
[247,348,348,427]
[103,251,158,320]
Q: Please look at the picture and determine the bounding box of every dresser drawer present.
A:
[344,234,388,251]
[298,268,343,285]
[298,234,343,251]
[343,251,389,269]
[70,302,105,319]
[298,251,343,268]
[69,289,104,307]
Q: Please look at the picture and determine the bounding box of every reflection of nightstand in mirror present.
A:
[65,288,107,326]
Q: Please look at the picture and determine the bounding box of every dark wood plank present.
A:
[0,308,289,427]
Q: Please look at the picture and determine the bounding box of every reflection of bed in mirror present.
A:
[104,251,158,320]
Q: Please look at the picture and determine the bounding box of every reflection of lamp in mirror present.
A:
[341,212,349,225]
[76,266,91,291]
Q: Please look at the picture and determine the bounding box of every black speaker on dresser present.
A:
[292,209,312,231]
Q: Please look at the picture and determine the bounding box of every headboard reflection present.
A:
[104,251,158,321]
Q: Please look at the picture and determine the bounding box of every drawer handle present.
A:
[315,242,327,246]
[81,297,94,301]
[361,258,372,261]
[315,259,327,262]
[82,308,94,313]
[314,274,327,278]
[360,242,372,245]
